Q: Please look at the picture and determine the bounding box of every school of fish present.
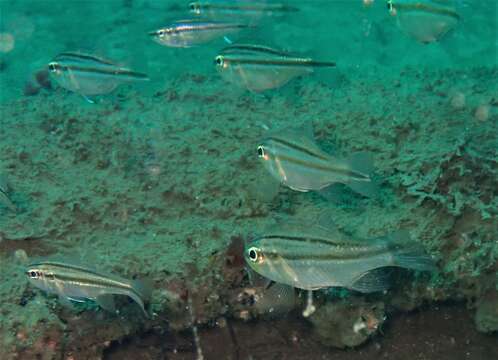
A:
[1,0,459,319]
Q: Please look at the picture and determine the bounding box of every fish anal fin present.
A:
[350,268,392,293]
[96,294,116,313]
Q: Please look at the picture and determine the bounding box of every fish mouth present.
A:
[148,30,160,37]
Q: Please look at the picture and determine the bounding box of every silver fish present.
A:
[26,259,152,316]
[149,19,251,48]
[257,125,378,198]
[245,221,435,292]
[215,44,336,92]
[189,0,298,18]
[387,0,460,43]
[48,52,149,97]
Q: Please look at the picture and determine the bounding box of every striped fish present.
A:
[245,221,435,292]
[387,0,460,43]
[26,259,152,316]
[48,52,149,97]
[257,125,378,198]
[215,44,336,92]
[188,1,299,17]
[149,19,251,48]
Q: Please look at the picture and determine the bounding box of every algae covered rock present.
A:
[308,299,385,348]
[475,291,498,333]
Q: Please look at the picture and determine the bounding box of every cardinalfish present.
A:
[189,0,298,18]
[149,19,252,48]
[215,44,336,92]
[48,52,149,101]
[26,259,152,316]
[257,125,379,198]
[244,220,435,293]
[387,0,460,43]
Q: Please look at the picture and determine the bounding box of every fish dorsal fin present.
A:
[266,219,343,242]
[265,124,331,160]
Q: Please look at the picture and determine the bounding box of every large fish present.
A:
[257,125,378,198]
[215,44,336,92]
[26,259,152,316]
[48,52,149,98]
[149,19,251,48]
[244,221,435,292]
[387,0,460,43]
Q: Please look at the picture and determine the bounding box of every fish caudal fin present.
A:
[388,231,436,272]
[129,278,153,317]
[133,278,154,302]
[347,152,380,198]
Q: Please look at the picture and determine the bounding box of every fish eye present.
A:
[215,56,224,66]
[48,62,58,72]
[247,247,260,263]
[157,29,166,37]
[257,146,265,158]
[28,270,39,278]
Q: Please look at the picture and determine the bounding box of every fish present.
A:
[149,19,251,48]
[188,0,299,18]
[257,125,379,198]
[26,259,152,316]
[47,52,149,99]
[244,220,436,292]
[387,0,460,43]
[215,44,336,92]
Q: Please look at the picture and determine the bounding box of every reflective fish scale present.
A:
[26,259,152,316]
[150,19,251,48]
[257,126,378,198]
[387,0,460,43]
[245,221,435,292]
[215,44,336,92]
[48,52,149,96]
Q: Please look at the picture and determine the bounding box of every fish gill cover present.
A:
[0,0,497,359]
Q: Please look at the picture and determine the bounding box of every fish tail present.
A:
[388,231,436,272]
[132,278,153,302]
[347,152,379,198]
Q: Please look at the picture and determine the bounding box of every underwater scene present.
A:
[0,0,497,359]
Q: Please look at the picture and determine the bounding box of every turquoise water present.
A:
[0,1,497,359]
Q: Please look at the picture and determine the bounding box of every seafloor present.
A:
[0,1,497,359]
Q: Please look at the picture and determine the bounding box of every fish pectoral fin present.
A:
[96,294,117,313]
[58,295,78,309]
[350,268,392,293]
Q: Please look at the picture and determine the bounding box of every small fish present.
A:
[0,175,16,212]
[189,1,298,18]
[244,221,435,292]
[26,259,152,316]
[257,125,378,198]
[215,44,336,92]
[149,19,251,48]
[48,52,149,98]
[387,0,460,43]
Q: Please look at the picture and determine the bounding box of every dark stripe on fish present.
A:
[52,273,139,296]
[224,57,336,68]
[265,135,330,161]
[57,64,148,79]
[393,2,460,20]
[255,234,353,248]
[172,22,249,32]
[54,52,116,66]
[263,248,388,261]
[221,44,291,57]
